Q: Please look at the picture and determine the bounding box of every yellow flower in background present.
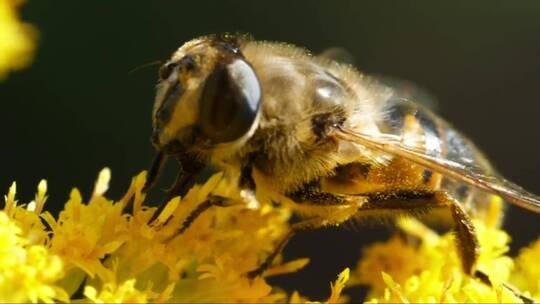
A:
[83,279,150,304]
[1,168,539,303]
[1,169,340,303]
[352,214,538,303]
[0,0,37,80]
[0,185,67,303]
[511,238,540,300]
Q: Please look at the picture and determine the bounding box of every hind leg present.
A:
[248,189,479,279]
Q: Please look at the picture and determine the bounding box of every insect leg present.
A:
[161,195,235,244]
[149,155,205,224]
[358,190,479,275]
[248,182,363,278]
[143,152,167,192]
[432,192,479,276]
[361,190,535,300]
[171,195,231,236]
[247,217,323,279]
[288,179,348,205]
[165,162,256,237]
[247,198,360,279]
[165,155,205,201]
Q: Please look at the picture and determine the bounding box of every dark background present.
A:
[2,1,540,301]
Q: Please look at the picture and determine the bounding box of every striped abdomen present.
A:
[382,100,499,218]
[324,99,499,222]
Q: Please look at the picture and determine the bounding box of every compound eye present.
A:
[199,59,261,143]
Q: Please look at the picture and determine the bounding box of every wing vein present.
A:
[334,127,540,213]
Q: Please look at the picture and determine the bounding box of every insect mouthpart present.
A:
[151,124,199,155]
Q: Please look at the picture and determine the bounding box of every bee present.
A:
[144,34,540,289]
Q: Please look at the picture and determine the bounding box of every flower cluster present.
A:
[1,169,351,303]
[0,168,539,303]
[0,0,36,80]
[350,198,539,303]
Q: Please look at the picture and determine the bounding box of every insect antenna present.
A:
[128,60,163,75]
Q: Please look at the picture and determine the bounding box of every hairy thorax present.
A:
[234,41,384,194]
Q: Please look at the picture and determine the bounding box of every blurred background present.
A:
[1,1,540,301]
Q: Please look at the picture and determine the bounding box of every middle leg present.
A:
[248,187,479,279]
[247,200,361,278]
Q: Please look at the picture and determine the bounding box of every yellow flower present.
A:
[0,0,37,80]
[351,235,428,294]
[511,238,540,300]
[84,279,151,303]
[289,268,350,304]
[327,268,350,304]
[103,172,294,302]
[1,168,540,302]
[354,215,536,303]
[2,169,305,302]
[45,178,129,281]
[0,209,67,303]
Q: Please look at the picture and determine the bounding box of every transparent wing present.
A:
[334,126,540,213]
[318,47,356,66]
[374,76,439,112]
[318,48,439,112]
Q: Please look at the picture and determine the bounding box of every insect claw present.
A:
[475,270,534,303]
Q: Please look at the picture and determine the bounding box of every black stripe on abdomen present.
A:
[415,110,442,158]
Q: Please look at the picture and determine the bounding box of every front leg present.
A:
[166,153,206,201]
[143,152,167,193]
[161,161,256,234]
[163,195,233,242]
[148,154,205,224]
